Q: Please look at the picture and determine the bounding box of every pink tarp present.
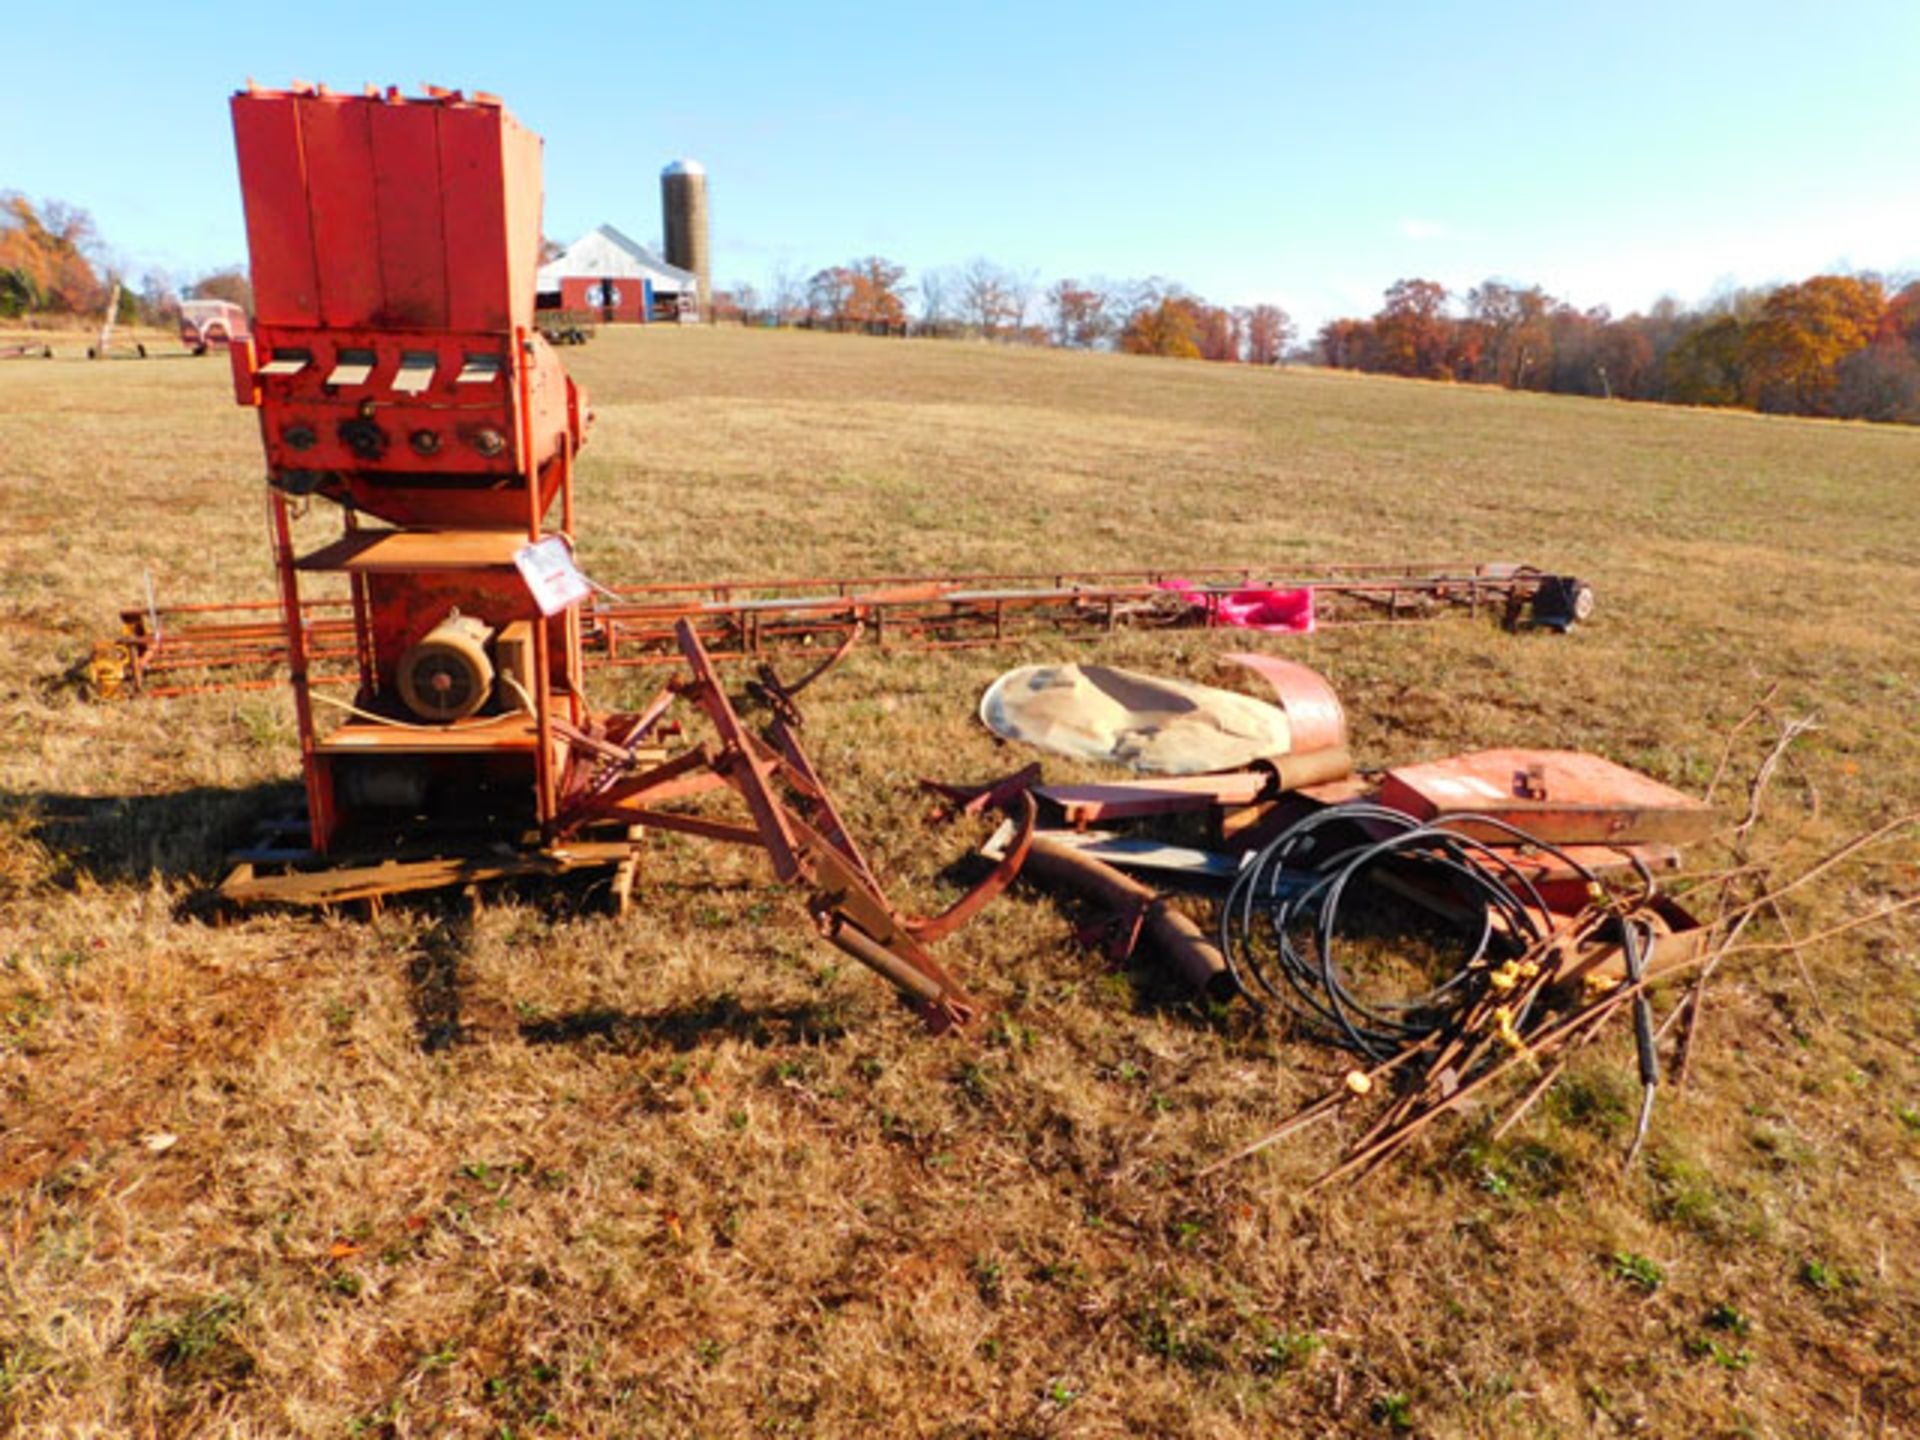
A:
[1163,580,1315,634]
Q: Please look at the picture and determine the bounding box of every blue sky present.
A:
[4,1,1917,331]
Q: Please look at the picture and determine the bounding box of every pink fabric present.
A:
[1164,580,1315,634]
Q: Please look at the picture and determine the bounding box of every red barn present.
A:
[534,224,699,322]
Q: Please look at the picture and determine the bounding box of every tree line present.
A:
[16,185,1916,423]
[1,193,250,325]
[1314,274,1920,424]
[712,257,1296,364]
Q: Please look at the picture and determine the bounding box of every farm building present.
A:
[535,224,698,322]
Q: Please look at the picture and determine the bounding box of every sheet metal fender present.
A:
[1221,652,1348,754]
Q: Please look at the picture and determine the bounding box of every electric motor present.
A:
[397,610,495,721]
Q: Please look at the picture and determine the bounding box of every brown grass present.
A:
[1,327,1917,1436]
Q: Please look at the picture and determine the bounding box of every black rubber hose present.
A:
[1220,804,1611,1060]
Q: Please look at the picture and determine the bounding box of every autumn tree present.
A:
[1543,304,1609,396]
[1047,279,1109,348]
[1465,281,1554,387]
[1118,296,1202,358]
[1370,279,1453,378]
[191,267,254,314]
[842,255,909,330]
[1831,338,1920,422]
[1881,280,1920,352]
[1316,317,1373,369]
[1191,303,1240,361]
[1741,275,1884,414]
[1305,268,1917,423]
[1587,319,1656,399]
[1243,304,1294,365]
[1004,267,1040,339]
[0,193,105,315]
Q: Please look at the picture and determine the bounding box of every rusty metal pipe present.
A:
[820,917,952,1009]
[1265,745,1355,791]
[1022,836,1237,1001]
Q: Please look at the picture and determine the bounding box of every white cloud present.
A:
[1399,218,1447,240]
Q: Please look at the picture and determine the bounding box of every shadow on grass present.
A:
[521,992,850,1053]
[409,905,473,1053]
[0,780,304,891]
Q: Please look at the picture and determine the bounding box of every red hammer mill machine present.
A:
[221,84,1026,1031]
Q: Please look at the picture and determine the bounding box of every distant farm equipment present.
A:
[534,309,595,345]
[179,297,250,354]
[85,282,146,359]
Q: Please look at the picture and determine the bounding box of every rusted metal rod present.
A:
[1020,836,1236,1000]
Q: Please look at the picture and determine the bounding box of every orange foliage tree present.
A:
[0,193,105,316]
[1465,281,1554,388]
[1193,303,1241,361]
[1315,316,1373,368]
[1741,275,1885,414]
[1370,279,1452,378]
[1119,296,1202,358]
[843,256,908,330]
[1312,269,1916,424]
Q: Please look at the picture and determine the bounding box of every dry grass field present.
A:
[2,326,1917,1437]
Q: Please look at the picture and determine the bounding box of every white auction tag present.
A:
[515,536,592,616]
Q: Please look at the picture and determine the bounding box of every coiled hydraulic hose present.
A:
[1219,804,1635,1060]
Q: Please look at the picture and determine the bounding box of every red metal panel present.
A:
[250,330,518,483]
[231,95,320,325]
[498,107,542,333]
[300,98,384,327]
[1378,749,1715,846]
[438,103,512,332]
[228,335,257,407]
[369,100,450,329]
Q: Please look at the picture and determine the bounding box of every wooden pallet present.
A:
[218,815,644,910]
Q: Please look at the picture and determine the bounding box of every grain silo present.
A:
[660,159,710,320]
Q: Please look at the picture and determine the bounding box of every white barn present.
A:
[535,225,698,322]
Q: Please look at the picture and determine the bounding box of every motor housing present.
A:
[396,610,495,721]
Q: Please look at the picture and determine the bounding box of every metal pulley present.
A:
[397,610,495,721]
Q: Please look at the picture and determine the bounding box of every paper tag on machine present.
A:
[515,537,592,616]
